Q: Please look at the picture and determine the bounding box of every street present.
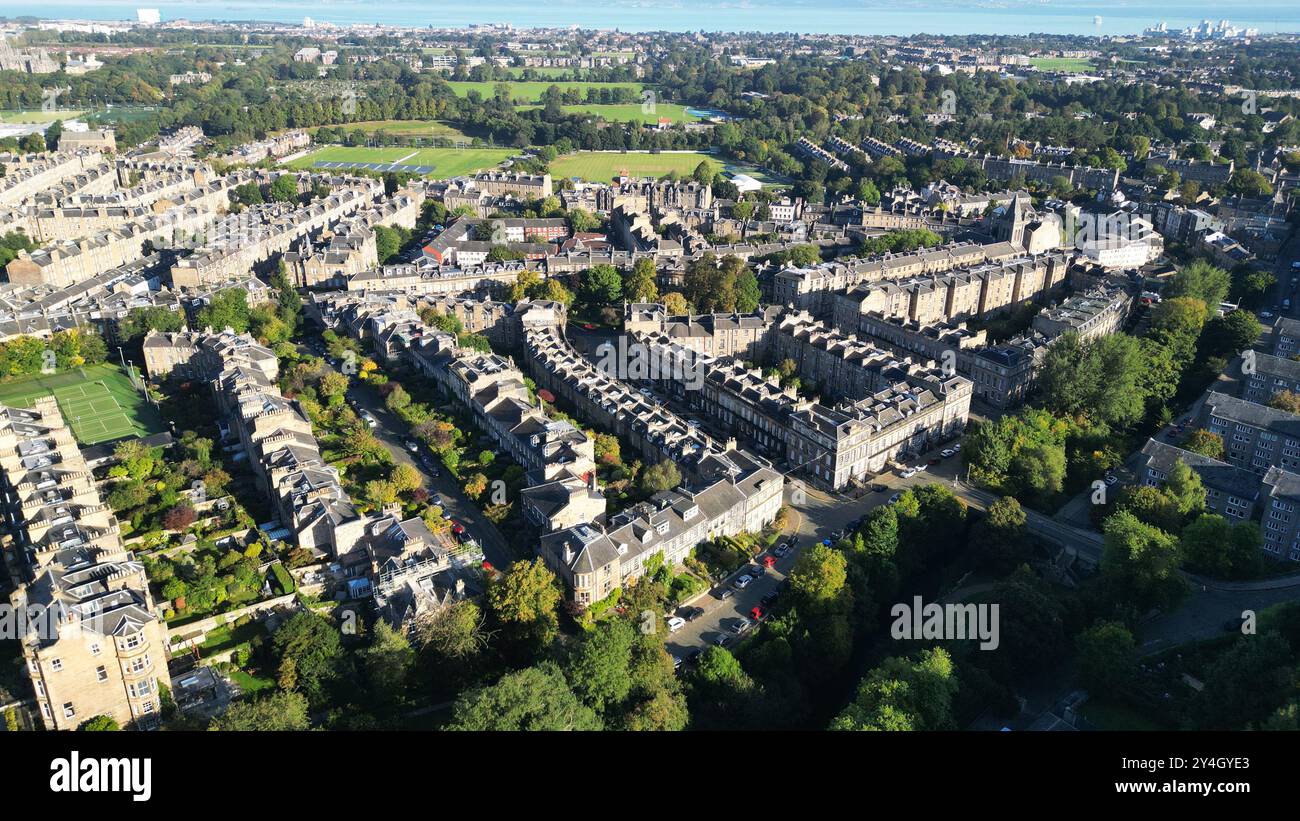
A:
[306,343,516,571]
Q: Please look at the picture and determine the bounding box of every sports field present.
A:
[0,364,164,445]
[285,145,515,178]
[446,80,644,102]
[1029,57,1096,73]
[549,151,723,182]
[520,102,698,124]
[306,119,473,140]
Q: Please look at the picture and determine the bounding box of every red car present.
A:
[750,606,764,620]
[762,555,776,569]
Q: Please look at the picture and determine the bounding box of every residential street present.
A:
[307,344,516,571]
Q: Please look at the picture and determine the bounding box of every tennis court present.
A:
[0,364,164,445]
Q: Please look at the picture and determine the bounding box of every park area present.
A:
[549,151,722,182]
[445,80,644,102]
[0,363,164,445]
[284,145,515,178]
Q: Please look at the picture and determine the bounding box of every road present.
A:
[306,343,515,571]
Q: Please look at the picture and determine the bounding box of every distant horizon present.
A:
[2,1,1300,37]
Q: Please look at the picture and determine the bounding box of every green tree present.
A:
[565,617,635,715]
[582,264,623,307]
[1076,621,1137,694]
[487,559,562,653]
[624,258,659,303]
[448,663,602,730]
[831,647,958,731]
[271,610,346,709]
[1100,511,1186,611]
[209,690,310,731]
[639,459,681,494]
[77,714,119,731]
[268,175,300,203]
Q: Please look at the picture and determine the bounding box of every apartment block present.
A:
[538,448,782,606]
[0,398,170,730]
[1197,391,1300,477]
[1241,352,1300,405]
[1031,285,1133,341]
[1260,466,1300,562]
[1137,439,1260,520]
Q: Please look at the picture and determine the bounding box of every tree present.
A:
[1181,429,1225,459]
[692,160,716,185]
[565,617,635,714]
[374,224,402,263]
[1196,632,1292,729]
[973,496,1031,573]
[360,621,414,714]
[639,459,681,493]
[194,288,251,334]
[448,663,602,730]
[1100,511,1186,611]
[268,175,299,203]
[1203,310,1262,359]
[162,504,197,531]
[1180,514,1261,579]
[688,646,757,728]
[487,559,562,651]
[1035,331,1145,429]
[271,610,346,709]
[463,472,489,500]
[582,264,623,307]
[662,292,689,315]
[1076,621,1137,694]
[390,463,422,495]
[209,690,310,731]
[415,600,490,696]
[77,714,119,731]
[1164,260,1230,317]
[788,545,850,614]
[1269,390,1300,414]
[831,648,958,731]
[735,269,761,313]
[624,258,659,304]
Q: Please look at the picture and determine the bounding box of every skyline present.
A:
[3,1,1300,36]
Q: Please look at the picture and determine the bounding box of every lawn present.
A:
[0,109,85,124]
[306,119,472,140]
[1029,57,1096,73]
[446,80,644,103]
[0,363,164,445]
[285,145,515,178]
[549,151,722,182]
[520,102,698,125]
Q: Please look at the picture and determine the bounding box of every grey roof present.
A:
[1138,439,1261,499]
[1202,391,1300,436]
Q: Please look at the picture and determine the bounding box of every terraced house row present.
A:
[0,398,171,730]
[771,239,1023,313]
[523,324,742,478]
[538,447,784,607]
[627,326,971,489]
[829,250,1072,332]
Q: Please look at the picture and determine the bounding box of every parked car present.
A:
[871,483,888,493]
[750,606,764,620]
[732,618,752,634]
[888,492,903,505]
[773,543,790,558]
[761,591,779,607]
[714,634,730,647]
[750,564,767,578]
[900,468,917,479]
[672,655,683,671]
[718,588,735,600]
[1104,474,1119,486]
[940,448,956,458]
[404,440,419,452]
[666,616,686,633]
[927,458,941,466]
[682,606,705,621]
[733,574,754,589]
[361,412,378,428]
